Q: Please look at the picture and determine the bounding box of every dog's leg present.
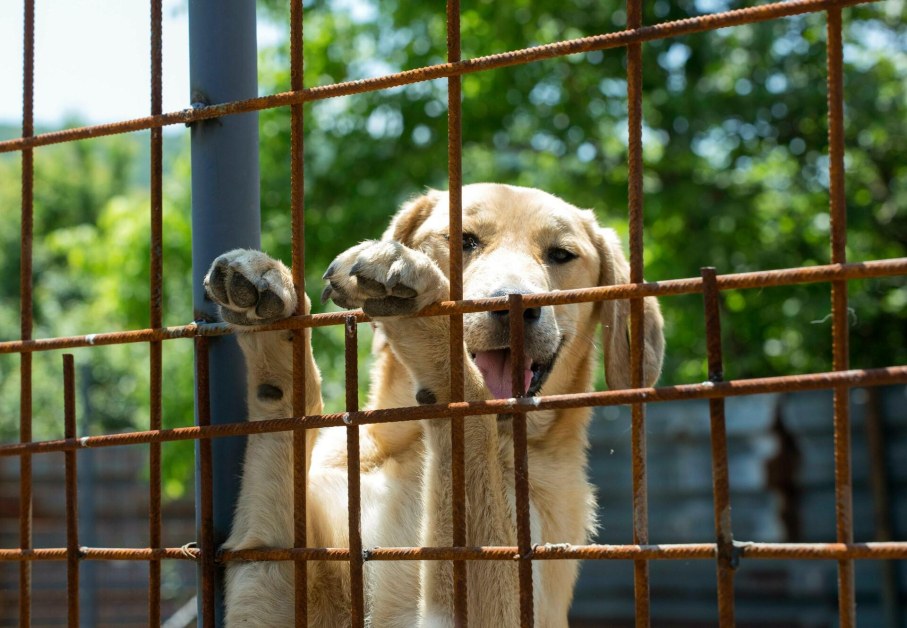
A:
[204,249,329,626]
[324,241,521,625]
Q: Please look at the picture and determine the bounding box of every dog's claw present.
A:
[322,261,338,281]
[320,284,334,305]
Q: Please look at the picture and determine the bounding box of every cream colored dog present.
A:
[204,183,664,627]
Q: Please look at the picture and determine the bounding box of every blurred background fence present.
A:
[2,386,904,626]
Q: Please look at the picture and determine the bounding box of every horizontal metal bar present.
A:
[0,548,200,561]
[1,365,904,457]
[0,0,877,155]
[1,257,904,356]
[3,542,906,563]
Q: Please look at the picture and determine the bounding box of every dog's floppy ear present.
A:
[381,189,441,246]
[595,226,665,389]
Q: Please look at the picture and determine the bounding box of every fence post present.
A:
[188,1,260,625]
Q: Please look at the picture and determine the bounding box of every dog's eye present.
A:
[462,233,481,252]
[547,247,578,264]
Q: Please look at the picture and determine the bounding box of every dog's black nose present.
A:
[488,289,543,323]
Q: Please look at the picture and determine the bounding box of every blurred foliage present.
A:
[0,131,196,497]
[1,0,905,495]
[258,0,906,385]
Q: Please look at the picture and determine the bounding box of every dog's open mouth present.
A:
[471,349,554,399]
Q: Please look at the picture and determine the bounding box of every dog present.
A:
[204,183,664,627]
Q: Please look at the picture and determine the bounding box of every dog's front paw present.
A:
[321,240,449,318]
[204,249,297,326]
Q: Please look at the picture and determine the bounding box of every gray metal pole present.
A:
[188,1,260,625]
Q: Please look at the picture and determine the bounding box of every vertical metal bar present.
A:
[196,337,216,628]
[446,0,468,624]
[345,317,365,627]
[188,1,261,624]
[289,1,309,625]
[701,268,736,626]
[77,366,99,627]
[826,8,854,627]
[625,0,650,624]
[19,0,35,624]
[63,355,79,627]
[508,294,534,626]
[149,0,164,622]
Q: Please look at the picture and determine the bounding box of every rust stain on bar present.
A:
[509,295,534,626]
[0,0,878,155]
[4,541,907,564]
[1,366,906,458]
[345,317,365,627]
[19,0,35,623]
[221,542,907,563]
[2,258,906,356]
[6,541,907,563]
[826,8,855,627]
[148,0,164,622]
[702,268,736,626]
[625,0,650,620]
[63,355,79,626]
[447,0,468,622]
[196,338,215,628]
[290,1,309,624]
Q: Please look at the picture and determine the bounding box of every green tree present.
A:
[256,0,906,385]
[0,130,196,497]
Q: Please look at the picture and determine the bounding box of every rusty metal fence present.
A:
[2,0,907,626]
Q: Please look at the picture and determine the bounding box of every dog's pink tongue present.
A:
[474,350,533,399]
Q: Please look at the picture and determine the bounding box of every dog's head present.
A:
[384,183,664,398]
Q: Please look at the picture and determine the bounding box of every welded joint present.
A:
[731,540,753,567]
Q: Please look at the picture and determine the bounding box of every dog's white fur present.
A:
[204,183,665,626]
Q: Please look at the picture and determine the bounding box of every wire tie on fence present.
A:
[180,541,199,559]
[342,412,352,425]
[78,436,90,448]
[362,548,372,562]
[85,334,96,345]
[184,98,211,127]
[700,380,716,388]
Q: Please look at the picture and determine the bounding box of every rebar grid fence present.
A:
[1,0,907,626]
